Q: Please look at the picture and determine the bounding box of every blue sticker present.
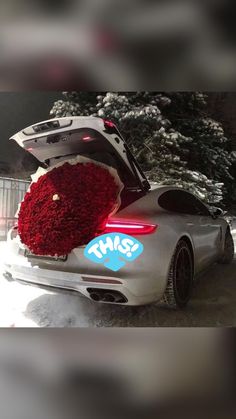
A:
[84,233,144,272]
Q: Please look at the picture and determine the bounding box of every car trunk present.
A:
[9,117,153,262]
[11,117,150,210]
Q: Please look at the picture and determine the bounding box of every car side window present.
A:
[158,190,210,216]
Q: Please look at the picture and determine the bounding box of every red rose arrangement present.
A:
[18,161,121,256]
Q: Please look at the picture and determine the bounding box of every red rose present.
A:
[18,162,119,256]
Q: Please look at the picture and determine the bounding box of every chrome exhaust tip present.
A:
[103,293,115,303]
[89,292,101,302]
[87,288,128,304]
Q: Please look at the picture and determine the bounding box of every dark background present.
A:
[0,92,61,176]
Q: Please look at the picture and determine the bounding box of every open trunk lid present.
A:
[10,116,150,193]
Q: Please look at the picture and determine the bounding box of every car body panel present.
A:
[4,118,230,305]
[4,186,228,305]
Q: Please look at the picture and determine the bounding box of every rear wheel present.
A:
[163,240,193,309]
[218,230,234,264]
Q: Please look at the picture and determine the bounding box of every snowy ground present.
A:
[1,225,236,327]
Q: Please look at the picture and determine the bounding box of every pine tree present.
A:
[50,92,234,204]
[95,92,224,202]
[50,92,99,117]
[165,92,236,204]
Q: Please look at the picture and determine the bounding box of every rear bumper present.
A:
[3,236,169,306]
[4,263,164,306]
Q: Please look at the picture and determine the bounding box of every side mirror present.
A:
[211,207,224,219]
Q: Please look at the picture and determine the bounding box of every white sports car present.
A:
[3,117,234,308]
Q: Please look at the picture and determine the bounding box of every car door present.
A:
[158,189,222,273]
[174,191,222,271]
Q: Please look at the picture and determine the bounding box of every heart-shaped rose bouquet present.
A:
[18,157,123,256]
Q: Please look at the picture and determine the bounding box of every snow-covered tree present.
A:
[50,92,234,204]
[165,92,236,204]
[50,92,98,117]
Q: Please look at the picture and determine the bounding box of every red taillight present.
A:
[103,220,157,235]
[103,119,115,128]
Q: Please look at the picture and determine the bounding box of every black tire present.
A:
[218,230,234,264]
[163,240,193,309]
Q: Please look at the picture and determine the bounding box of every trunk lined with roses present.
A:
[18,159,123,256]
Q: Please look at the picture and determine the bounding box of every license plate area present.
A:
[24,249,67,262]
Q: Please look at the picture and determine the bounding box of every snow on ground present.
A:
[0,242,103,327]
[1,223,236,327]
[0,243,42,327]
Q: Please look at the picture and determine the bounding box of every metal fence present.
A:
[0,177,30,240]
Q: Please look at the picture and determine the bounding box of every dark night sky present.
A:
[0,92,61,166]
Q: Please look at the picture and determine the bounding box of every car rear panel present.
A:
[4,241,166,306]
[4,200,177,305]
